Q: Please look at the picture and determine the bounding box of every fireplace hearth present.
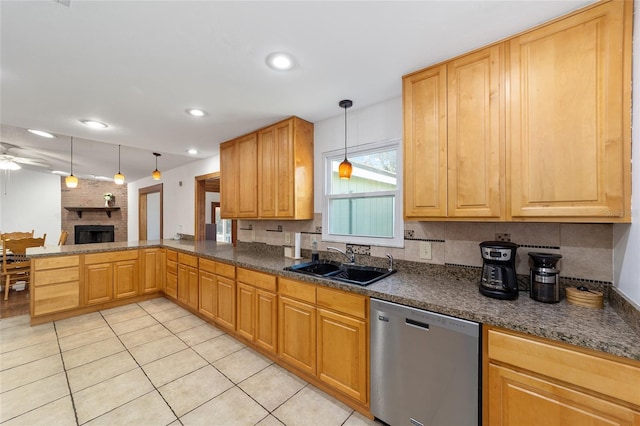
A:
[75,225,115,244]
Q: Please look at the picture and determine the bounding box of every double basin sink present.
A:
[285,260,396,286]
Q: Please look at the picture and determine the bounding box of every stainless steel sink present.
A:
[285,261,395,286]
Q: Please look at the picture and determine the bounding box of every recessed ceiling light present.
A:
[187,148,198,155]
[186,108,207,117]
[27,129,55,138]
[80,119,109,129]
[266,52,295,71]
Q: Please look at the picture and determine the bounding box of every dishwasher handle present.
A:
[405,317,430,330]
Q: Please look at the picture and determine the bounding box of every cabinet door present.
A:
[279,296,316,376]
[403,64,448,218]
[255,289,277,353]
[317,308,367,404]
[166,271,177,299]
[199,270,216,320]
[186,266,198,309]
[509,1,629,220]
[258,120,294,218]
[177,264,190,305]
[114,260,138,300]
[141,248,162,294]
[215,276,236,331]
[84,263,112,305]
[236,282,255,341]
[488,363,640,426]
[236,133,258,218]
[447,45,503,218]
[220,141,238,218]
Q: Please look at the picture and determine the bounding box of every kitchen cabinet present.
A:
[31,255,80,317]
[198,258,217,320]
[484,326,640,425]
[508,0,631,222]
[257,117,314,219]
[84,250,139,305]
[140,248,165,295]
[236,267,278,353]
[316,287,368,405]
[220,133,258,218]
[404,45,503,220]
[214,261,236,331]
[177,253,198,310]
[220,116,314,220]
[165,250,178,299]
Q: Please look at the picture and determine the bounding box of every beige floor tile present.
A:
[163,314,206,334]
[256,415,285,426]
[86,390,177,426]
[129,334,188,365]
[192,334,245,363]
[151,306,192,323]
[0,314,30,330]
[0,353,64,392]
[67,351,139,393]
[138,297,177,314]
[176,322,224,346]
[344,411,382,425]
[180,387,269,426]
[1,323,57,354]
[1,395,76,426]
[142,348,208,387]
[109,314,159,335]
[100,302,142,317]
[102,305,148,325]
[54,312,106,338]
[0,339,60,371]
[74,368,154,424]
[61,336,125,369]
[58,325,115,352]
[238,364,306,412]
[158,365,234,417]
[273,385,352,426]
[118,323,172,349]
[0,372,69,422]
[213,347,272,384]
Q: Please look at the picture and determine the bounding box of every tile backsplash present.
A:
[238,215,613,284]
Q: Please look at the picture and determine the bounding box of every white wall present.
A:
[0,169,61,242]
[612,0,640,305]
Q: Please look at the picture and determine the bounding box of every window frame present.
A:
[322,139,404,248]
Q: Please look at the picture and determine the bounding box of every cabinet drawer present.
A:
[85,250,138,265]
[166,260,177,274]
[317,287,367,319]
[279,278,316,304]
[237,268,276,292]
[33,282,80,316]
[487,328,640,407]
[33,267,79,287]
[178,253,198,268]
[166,250,178,261]
[33,256,79,270]
[216,262,236,279]
[199,258,216,274]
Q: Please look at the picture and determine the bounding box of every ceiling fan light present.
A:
[0,160,21,170]
[65,174,78,188]
[114,172,125,185]
[338,159,352,179]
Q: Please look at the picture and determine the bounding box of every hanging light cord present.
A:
[343,105,348,160]
[70,137,74,175]
[118,145,121,173]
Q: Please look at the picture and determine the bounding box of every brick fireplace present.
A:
[61,178,128,244]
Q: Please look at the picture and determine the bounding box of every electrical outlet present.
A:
[419,241,432,260]
[310,234,315,246]
[495,233,511,242]
[251,230,256,242]
[284,232,291,245]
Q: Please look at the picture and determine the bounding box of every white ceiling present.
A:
[0,0,594,182]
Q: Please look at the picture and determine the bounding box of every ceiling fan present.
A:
[0,142,51,170]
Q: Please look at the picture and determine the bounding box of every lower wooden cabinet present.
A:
[31,255,80,317]
[141,248,165,295]
[236,268,278,353]
[198,261,216,321]
[279,293,317,376]
[215,275,236,330]
[84,250,139,306]
[484,326,640,425]
[177,253,198,310]
[165,250,178,299]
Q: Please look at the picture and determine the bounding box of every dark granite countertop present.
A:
[28,239,640,361]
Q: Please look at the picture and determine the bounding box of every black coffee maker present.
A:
[479,241,519,300]
[528,252,563,303]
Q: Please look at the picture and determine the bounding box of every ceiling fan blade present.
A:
[13,157,50,167]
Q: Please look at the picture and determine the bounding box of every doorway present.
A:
[139,183,163,240]
[195,173,236,244]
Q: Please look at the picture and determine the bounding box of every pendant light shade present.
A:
[65,136,78,188]
[114,145,125,185]
[338,99,353,180]
[152,152,161,180]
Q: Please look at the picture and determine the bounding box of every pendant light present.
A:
[338,99,353,179]
[65,136,78,188]
[114,144,125,185]
[152,152,161,180]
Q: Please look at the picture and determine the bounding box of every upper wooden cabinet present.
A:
[508,1,631,222]
[404,45,504,220]
[221,116,314,220]
[403,0,631,222]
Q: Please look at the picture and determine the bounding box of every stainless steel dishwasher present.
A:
[370,298,480,426]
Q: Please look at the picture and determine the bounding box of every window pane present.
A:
[328,196,394,238]
[330,149,397,195]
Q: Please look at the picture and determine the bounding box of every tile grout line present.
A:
[52,320,81,426]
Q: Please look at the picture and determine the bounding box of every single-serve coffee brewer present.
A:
[529,252,563,303]
[479,241,519,300]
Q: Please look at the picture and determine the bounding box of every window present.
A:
[322,140,403,248]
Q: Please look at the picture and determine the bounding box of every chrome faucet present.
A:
[386,253,394,272]
[327,246,355,264]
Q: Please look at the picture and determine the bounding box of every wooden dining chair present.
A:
[58,230,69,246]
[0,230,34,240]
[2,236,45,301]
